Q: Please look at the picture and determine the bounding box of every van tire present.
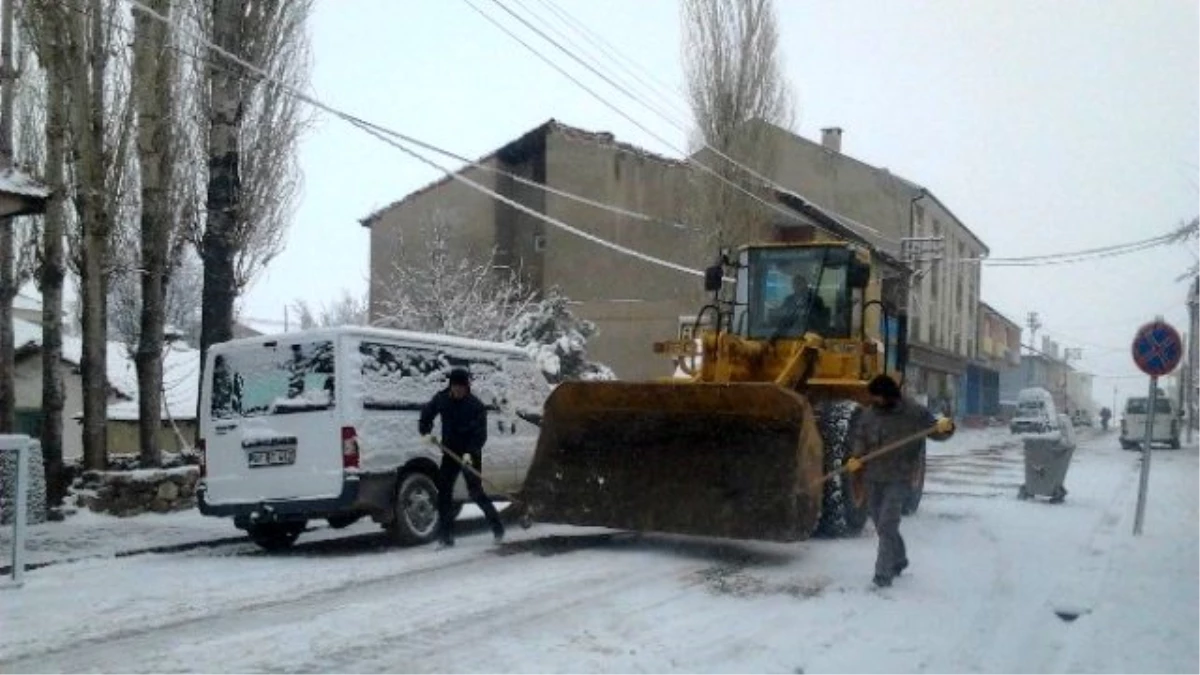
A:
[247,522,304,551]
[390,471,441,546]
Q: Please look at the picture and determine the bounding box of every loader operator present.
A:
[419,368,505,548]
[846,375,955,588]
[775,271,831,335]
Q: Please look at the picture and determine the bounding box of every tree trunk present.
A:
[198,0,243,422]
[64,0,111,471]
[133,0,173,468]
[0,0,16,434]
[39,58,67,504]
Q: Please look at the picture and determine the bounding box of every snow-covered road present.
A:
[2,429,1196,673]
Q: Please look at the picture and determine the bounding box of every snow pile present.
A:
[504,288,614,383]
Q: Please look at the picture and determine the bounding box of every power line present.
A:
[467,0,897,248]
[966,219,1198,266]
[122,0,727,283]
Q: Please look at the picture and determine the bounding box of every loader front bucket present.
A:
[519,381,825,542]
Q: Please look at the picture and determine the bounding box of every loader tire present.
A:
[814,400,871,538]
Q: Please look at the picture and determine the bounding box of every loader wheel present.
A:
[814,400,871,538]
[902,444,927,516]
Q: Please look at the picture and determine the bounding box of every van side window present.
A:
[358,341,505,411]
[213,341,336,418]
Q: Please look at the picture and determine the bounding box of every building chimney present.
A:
[820,127,843,153]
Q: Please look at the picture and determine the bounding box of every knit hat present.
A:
[448,368,471,387]
[867,374,901,400]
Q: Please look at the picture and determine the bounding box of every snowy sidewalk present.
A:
[0,510,245,572]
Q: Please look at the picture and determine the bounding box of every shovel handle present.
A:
[429,439,522,504]
[811,425,939,489]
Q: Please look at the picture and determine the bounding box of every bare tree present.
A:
[129,0,177,467]
[194,0,313,387]
[681,0,794,248]
[54,0,136,471]
[0,0,42,433]
[373,210,536,341]
[19,0,69,502]
[292,289,368,330]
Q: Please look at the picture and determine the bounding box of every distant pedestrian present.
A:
[419,368,505,547]
[1100,407,1112,432]
[845,375,955,588]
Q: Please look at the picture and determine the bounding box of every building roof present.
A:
[753,120,990,255]
[14,317,201,421]
[980,301,1021,331]
[358,118,684,228]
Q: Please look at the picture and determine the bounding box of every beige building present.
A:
[363,120,714,379]
[364,118,981,388]
[730,121,990,411]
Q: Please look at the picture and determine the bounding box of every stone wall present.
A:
[0,437,47,526]
[75,466,200,517]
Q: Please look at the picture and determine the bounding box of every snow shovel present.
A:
[425,437,533,529]
[810,424,944,490]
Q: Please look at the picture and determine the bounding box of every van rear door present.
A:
[204,338,343,505]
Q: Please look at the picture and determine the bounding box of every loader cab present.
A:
[728,244,870,340]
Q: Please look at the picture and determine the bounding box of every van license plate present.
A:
[248,448,296,468]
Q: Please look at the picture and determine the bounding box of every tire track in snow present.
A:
[1,541,501,670]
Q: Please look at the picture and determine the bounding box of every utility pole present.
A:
[1188,277,1199,443]
[1026,312,1042,354]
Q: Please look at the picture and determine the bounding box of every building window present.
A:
[532,233,547,252]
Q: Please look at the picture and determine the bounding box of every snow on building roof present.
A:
[14,316,201,422]
[358,118,684,227]
[0,166,51,199]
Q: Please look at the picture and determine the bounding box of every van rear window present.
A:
[211,340,335,419]
[1125,398,1173,415]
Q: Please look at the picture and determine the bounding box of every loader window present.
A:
[745,247,851,339]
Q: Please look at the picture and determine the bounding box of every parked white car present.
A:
[1120,396,1181,450]
[196,326,550,550]
[1010,387,1059,434]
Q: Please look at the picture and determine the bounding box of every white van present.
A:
[1010,387,1058,434]
[1120,396,1181,450]
[196,327,550,550]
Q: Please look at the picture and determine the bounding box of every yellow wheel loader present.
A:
[519,240,917,542]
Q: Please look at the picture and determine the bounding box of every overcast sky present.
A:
[241,0,1199,407]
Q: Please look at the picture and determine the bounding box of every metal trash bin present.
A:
[1018,414,1076,503]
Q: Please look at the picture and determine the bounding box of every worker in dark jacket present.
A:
[846,375,955,587]
[419,368,504,547]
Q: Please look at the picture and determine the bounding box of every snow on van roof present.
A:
[213,325,531,359]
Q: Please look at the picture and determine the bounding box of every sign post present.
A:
[1130,318,1184,536]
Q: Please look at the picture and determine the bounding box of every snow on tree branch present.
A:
[371,209,537,341]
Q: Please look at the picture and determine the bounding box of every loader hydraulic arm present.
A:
[773,333,824,390]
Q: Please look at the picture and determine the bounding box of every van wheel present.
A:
[247,522,304,551]
[390,471,441,546]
